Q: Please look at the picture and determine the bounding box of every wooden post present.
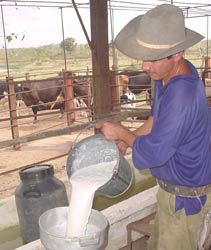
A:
[90,0,111,119]
[25,73,30,80]
[110,69,119,112]
[7,76,20,150]
[205,56,210,79]
[63,71,75,126]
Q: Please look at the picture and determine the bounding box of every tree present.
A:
[6,33,25,42]
[60,37,77,53]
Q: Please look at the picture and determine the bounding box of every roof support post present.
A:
[90,0,111,119]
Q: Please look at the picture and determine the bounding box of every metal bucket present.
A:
[66,134,133,197]
[39,207,109,250]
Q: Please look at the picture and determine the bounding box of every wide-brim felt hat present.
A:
[114,4,204,61]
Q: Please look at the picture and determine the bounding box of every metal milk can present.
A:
[15,164,68,244]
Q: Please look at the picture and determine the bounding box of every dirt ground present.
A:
[0,110,95,200]
[0,101,145,200]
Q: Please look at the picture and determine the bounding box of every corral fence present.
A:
[1,65,211,150]
[0,69,152,150]
[1,65,211,178]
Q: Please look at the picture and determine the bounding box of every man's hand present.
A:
[117,140,129,155]
[95,121,136,148]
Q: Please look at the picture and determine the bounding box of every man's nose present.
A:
[142,61,151,71]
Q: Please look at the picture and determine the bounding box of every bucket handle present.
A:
[78,233,100,247]
[71,123,95,151]
[69,111,128,154]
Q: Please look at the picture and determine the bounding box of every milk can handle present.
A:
[23,187,41,199]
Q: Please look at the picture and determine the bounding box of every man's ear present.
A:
[173,51,184,62]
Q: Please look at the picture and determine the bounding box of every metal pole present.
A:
[60,7,67,71]
[1,5,9,76]
[108,1,116,68]
[72,0,93,51]
[111,10,118,69]
[207,15,209,58]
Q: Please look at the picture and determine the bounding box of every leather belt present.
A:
[157,179,211,197]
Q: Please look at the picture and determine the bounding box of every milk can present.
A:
[15,164,68,244]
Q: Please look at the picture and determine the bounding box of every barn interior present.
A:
[0,1,211,250]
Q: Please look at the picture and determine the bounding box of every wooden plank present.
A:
[90,0,111,117]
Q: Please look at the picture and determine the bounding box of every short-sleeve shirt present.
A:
[132,60,211,215]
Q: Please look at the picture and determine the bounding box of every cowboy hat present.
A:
[114,4,204,61]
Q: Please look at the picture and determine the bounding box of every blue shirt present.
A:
[132,60,211,215]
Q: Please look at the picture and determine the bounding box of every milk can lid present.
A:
[19,164,54,181]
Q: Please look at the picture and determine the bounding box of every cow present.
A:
[121,89,136,109]
[120,88,137,126]
[20,76,90,122]
[20,78,65,122]
[0,81,23,114]
[119,70,152,103]
[0,80,7,100]
[74,97,89,118]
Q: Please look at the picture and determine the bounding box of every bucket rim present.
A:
[39,207,109,241]
[66,134,120,178]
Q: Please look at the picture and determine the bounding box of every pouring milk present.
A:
[66,160,117,237]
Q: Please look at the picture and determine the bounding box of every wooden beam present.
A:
[90,0,111,117]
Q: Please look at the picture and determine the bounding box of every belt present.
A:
[157,179,211,197]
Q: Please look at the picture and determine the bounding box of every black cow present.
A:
[0,80,7,100]
[0,80,23,112]
[0,81,23,98]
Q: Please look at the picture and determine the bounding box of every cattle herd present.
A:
[0,71,152,122]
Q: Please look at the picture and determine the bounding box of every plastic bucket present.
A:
[39,207,109,250]
[66,134,133,197]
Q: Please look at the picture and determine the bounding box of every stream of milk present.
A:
[66,160,117,238]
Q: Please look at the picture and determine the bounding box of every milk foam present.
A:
[66,160,117,238]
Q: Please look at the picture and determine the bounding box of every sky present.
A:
[0,0,211,49]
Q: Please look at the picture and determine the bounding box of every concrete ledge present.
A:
[103,185,158,250]
[14,185,158,250]
[0,196,19,231]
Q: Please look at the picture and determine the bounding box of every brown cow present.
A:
[119,70,152,100]
[20,76,90,122]
[20,78,64,122]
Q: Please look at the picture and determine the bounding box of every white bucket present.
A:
[39,207,109,250]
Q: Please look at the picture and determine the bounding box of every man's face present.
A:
[141,54,178,82]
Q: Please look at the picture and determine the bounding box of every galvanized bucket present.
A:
[66,134,133,197]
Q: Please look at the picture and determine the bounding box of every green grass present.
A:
[0,41,209,80]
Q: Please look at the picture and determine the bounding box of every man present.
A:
[96,4,211,250]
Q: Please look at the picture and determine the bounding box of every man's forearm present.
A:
[133,115,153,136]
